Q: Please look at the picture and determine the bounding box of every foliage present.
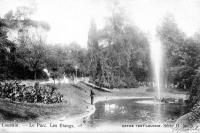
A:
[0,81,63,104]
[0,7,51,80]
[158,15,200,91]
[186,72,200,112]
[16,31,47,79]
[158,14,200,112]
[45,43,88,79]
[0,19,16,80]
[87,5,150,88]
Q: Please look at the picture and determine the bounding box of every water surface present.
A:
[87,98,185,127]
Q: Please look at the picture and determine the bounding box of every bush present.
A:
[117,80,127,88]
[89,74,139,89]
[122,75,139,88]
[0,81,63,104]
[169,66,196,91]
[186,72,200,112]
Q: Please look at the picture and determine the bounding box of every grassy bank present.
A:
[0,82,95,122]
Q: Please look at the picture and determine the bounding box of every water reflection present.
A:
[87,98,185,127]
[136,100,165,104]
[104,103,127,114]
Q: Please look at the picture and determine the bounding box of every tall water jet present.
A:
[149,32,163,122]
[149,32,163,100]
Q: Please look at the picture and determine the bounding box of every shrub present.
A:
[117,80,127,88]
[186,72,200,112]
[0,81,63,104]
[122,75,139,88]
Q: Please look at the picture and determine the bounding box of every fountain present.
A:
[149,32,164,122]
[87,32,187,126]
[149,32,163,101]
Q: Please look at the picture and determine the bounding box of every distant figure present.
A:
[90,90,95,105]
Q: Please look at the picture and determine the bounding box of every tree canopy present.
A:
[87,5,151,88]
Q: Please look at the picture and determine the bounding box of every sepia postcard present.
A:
[0,0,200,132]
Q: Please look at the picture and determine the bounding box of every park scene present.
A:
[0,0,200,132]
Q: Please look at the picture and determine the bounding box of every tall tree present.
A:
[87,2,150,88]
[0,19,16,80]
[2,7,50,80]
[16,33,47,79]
[87,19,103,85]
[158,14,200,90]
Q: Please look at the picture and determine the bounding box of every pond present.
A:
[86,98,186,128]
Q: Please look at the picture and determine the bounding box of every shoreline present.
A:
[1,96,186,133]
[61,91,187,127]
[54,94,184,127]
[50,95,154,127]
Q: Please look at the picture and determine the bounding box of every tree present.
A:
[16,33,47,79]
[87,2,150,88]
[45,44,67,79]
[0,19,16,80]
[1,7,50,80]
[87,19,103,84]
[158,14,200,90]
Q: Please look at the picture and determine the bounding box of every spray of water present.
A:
[149,32,163,122]
[149,33,162,99]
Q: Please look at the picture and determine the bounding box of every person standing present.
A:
[90,90,95,105]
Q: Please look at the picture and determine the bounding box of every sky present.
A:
[1,0,200,48]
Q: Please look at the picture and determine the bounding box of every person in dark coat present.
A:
[90,90,95,105]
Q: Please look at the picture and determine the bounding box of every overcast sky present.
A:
[1,0,200,48]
